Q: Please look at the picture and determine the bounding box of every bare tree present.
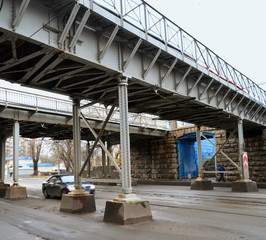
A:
[52,140,74,173]
[29,138,44,175]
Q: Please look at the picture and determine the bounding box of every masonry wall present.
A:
[130,127,266,182]
[131,132,178,180]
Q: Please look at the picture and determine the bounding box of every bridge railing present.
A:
[87,0,265,104]
[0,87,169,130]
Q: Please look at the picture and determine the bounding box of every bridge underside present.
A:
[0,29,262,133]
[0,0,264,132]
[0,106,165,144]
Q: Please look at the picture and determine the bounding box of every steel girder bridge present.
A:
[0,86,168,142]
[0,0,265,199]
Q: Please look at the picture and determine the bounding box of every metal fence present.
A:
[0,87,169,130]
[83,0,266,104]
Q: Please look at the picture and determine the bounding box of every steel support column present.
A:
[118,77,132,194]
[12,121,19,185]
[0,137,7,184]
[86,141,91,178]
[102,142,106,177]
[72,99,82,191]
[238,119,247,180]
[107,141,111,177]
[196,126,203,179]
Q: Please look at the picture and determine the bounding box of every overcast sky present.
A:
[1,0,266,94]
[145,0,266,90]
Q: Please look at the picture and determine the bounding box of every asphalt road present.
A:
[1,177,266,240]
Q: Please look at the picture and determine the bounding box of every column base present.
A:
[60,194,96,213]
[191,178,213,190]
[5,185,27,199]
[0,184,10,198]
[104,199,153,225]
[232,180,258,192]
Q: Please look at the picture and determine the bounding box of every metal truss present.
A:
[0,0,265,131]
[93,0,265,104]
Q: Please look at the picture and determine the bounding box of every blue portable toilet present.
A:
[178,132,215,179]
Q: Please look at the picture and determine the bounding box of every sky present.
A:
[1,0,266,95]
[145,0,266,91]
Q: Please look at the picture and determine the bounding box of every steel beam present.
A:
[199,79,214,100]
[123,38,142,71]
[80,112,121,174]
[69,10,91,50]
[20,52,54,83]
[143,49,161,78]
[0,51,45,72]
[79,100,117,176]
[161,58,178,85]
[99,25,119,61]
[208,83,223,104]
[187,72,203,96]
[218,88,230,107]
[12,0,31,28]
[232,95,245,112]
[30,56,64,83]
[176,66,192,90]
[58,3,80,47]
[239,99,251,115]
[201,132,240,170]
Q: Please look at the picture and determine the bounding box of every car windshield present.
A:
[61,175,74,183]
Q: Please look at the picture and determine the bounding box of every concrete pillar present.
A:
[13,121,19,185]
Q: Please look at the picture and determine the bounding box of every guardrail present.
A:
[83,0,265,104]
[0,87,169,130]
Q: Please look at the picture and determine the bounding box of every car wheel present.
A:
[43,188,50,199]
[61,189,68,198]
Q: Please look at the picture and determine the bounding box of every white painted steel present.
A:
[238,119,248,180]
[12,121,19,185]
[72,99,82,190]
[118,78,132,194]
[0,137,6,183]
[0,87,169,130]
[196,126,203,179]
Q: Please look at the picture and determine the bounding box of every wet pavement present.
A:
[1,177,266,240]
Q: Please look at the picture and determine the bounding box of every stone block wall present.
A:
[130,132,178,180]
[130,127,266,182]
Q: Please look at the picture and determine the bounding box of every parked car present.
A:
[42,174,95,198]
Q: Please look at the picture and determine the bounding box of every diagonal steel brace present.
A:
[79,100,121,176]
[201,132,240,170]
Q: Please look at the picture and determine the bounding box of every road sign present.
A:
[243,152,249,179]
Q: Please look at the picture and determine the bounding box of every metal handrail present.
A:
[0,87,169,130]
[87,0,265,104]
